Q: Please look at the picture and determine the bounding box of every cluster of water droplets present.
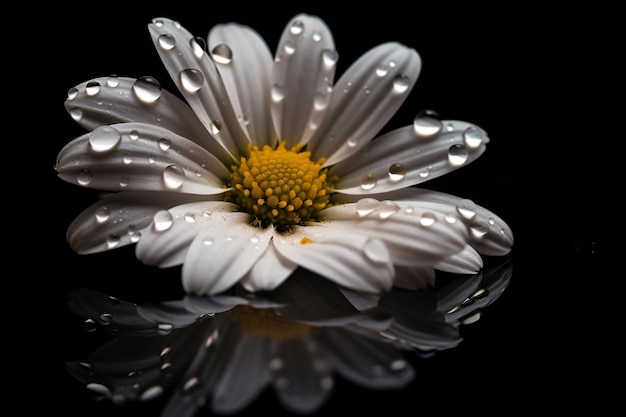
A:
[354,197,456,227]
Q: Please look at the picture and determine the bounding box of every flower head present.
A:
[56,14,514,296]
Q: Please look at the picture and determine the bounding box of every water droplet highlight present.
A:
[163,165,185,189]
[356,198,379,217]
[360,173,377,190]
[419,212,437,226]
[448,144,469,166]
[211,44,232,64]
[392,74,410,94]
[456,199,476,220]
[180,69,204,92]
[388,163,406,182]
[153,210,173,232]
[132,76,162,104]
[85,81,101,96]
[289,20,304,35]
[413,110,442,138]
[158,34,176,50]
[88,126,121,152]
[77,169,92,186]
[463,126,485,148]
[378,200,400,218]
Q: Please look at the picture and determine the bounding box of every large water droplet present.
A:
[419,212,437,226]
[106,75,120,87]
[356,198,379,217]
[133,76,162,104]
[77,169,92,186]
[413,110,442,138]
[106,233,121,249]
[158,33,176,50]
[448,144,469,166]
[321,49,338,69]
[85,81,101,96]
[180,69,204,93]
[158,138,171,151]
[378,200,400,219]
[463,126,485,148]
[153,210,173,232]
[360,173,377,190]
[163,165,185,189]
[375,65,389,77]
[89,126,122,152]
[67,87,79,100]
[271,84,285,102]
[95,206,111,223]
[283,41,296,55]
[456,199,476,220]
[289,20,304,35]
[387,163,406,182]
[211,44,232,64]
[190,38,205,58]
[184,212,196,223]
[392,74,410,94]
[470,222,489,239]
[69,108,83,121]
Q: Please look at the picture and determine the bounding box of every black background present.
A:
[32,3,620,415]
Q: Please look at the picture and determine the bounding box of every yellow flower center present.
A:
[231,305,312,341]
[226,142,335,232]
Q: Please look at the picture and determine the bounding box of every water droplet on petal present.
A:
[86,383,111,395]
[413,110,442,138]
[271,84,285,102]
[123,152,134,164]
[388,163,406,182]
[363,239,388,263]
[360,173,377,190]
[375,65,389,77]
[356,198,380,217]
[312,32,322,41]
[180,69,204,92]
[106,75,119,87]
[163,165,185,189]
[77,169,92,186]
[129,130,140,140]
[202,238,214,246]
[153,210,173,232]
[133,76,162,104]
[321,49,338,69]
[191,37,205,58]
[69,108,83,121]
[85,81,101,96]
[211,44,232,64]
[463,126,485,148]
[184,212,196,223]
[456,199,476,219]
[289,20,304,35]
[378,200,400,218]
[158,33,176,50]
[470,222,489,239]
[283,41,296,55]
[448,144,469,166]
[419,212,437,226]
[89,126,121,152]
[392,74,410,94]
[313,91,330,110]
[95,206,111,223]
[106,234,121,248]
[67,87,79,100]
[210,120,222,135]
[158,138,171,151]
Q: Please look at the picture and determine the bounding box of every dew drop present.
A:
[444,212,458,223]
[184,212,196,223]
[360,173,377,190]
[106,75,120,87]
[211,44,233,64]
[283,41,296,55]
[95,206,111,223]
[99,313,113,324]
[321,49,338,69]
[158,138,171,151]
[313,91,330,110]
[153,210,173,232]
[392,74,410,94]
[375,65,389,77]
[448,144,469,166]
[312,32,322,41]
[163,165,185,189]
[463,126,485,148]
[77,169,92,186]
[140,385,163,401]
[69,108,83,121]
[123,152,134,164]
[378,200,400,219]
[413,110,442,138]
[387,163,406,182]
[210,120,222,135]
[419,212,437,226]
[456,199,476,220]
[363,239,387,263]
[186,39,203,59]
[85,81,101,96]
[67,87,78,100]
[129,130,140,140]
[271,84,285,102]
[356,198,379,217]
[289,20,304,35]
[132,76,162,104]
[89,126,121,152]
[106,234,120,249]
[180,69,204,92]
[347,137,358,147]
[488,217,495,225]
[158,33,176,50]
[202,238,214,246]
[470,222,489,239]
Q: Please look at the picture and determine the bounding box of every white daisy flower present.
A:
[55,14,513,296]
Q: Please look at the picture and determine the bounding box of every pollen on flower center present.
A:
[226,141,336,232]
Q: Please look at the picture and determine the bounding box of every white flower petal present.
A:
[148,17,250,158]
[240,241,298,292]
[334,188,514,256]
[182,218,273,295]
[393,265,436,290]
[64,76,234,165]
[321,201,469,266]
[436,244,483,274]
[273,225,394,293]
[66,191,210,254]
[271,13,336,148]
[308,42,421,166]
[136,201,238,268]
[56,122,230,195]
[330,121,488,194]
[208,22,277,148]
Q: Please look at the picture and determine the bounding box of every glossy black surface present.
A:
[39,5,618,415]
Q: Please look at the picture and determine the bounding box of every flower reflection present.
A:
[66,259,512,415]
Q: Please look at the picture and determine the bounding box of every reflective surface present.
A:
[63,260,511,416]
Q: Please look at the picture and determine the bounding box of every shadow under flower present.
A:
[65,258,512,416]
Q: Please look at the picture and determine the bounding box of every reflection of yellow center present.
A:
[226,142,335,232]
[231,305,312,341]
